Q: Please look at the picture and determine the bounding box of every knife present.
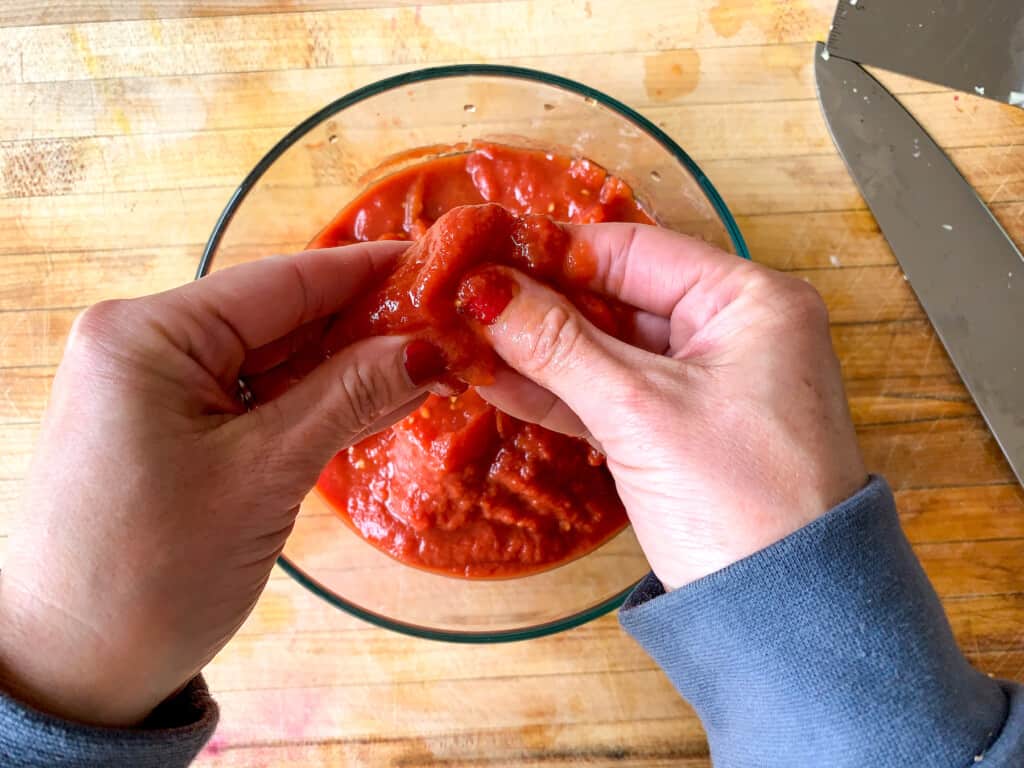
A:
[814,43,1024,486]
[826,0,1024,108]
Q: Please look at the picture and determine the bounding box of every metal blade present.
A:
[815,43,1024,485]
[827,0,1024,108]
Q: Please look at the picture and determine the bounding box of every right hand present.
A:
[471,224,867,590]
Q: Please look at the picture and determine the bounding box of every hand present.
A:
[0,243,445,727]
[473,224,868,590]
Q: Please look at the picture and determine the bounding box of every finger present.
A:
[241,353,433,444]
[232,335,444,477]
[182,242,407,349]
[240,316,330,376]
[567,222,750,317]
[476,368,592,442]
[347,393,429,446]
[246,351,464,408]
[467,267,656,438]
[154,242,408,389]
[631,310,671,354]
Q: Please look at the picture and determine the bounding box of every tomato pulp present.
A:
[311,143,652,578]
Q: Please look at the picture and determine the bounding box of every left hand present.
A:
[0,243,442,727]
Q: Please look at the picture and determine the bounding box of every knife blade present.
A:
[826,0,1024,107]
[814,43,1024,485]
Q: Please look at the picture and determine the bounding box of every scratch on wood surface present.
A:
[86,79,102,133]
[980,618,1024,680]
[591,636,627,724]
[967,614,982,670]
[987,143,1017,203]
[921,333,938,370]
[390,669,398,736]
[1008,656,1024,683]
[0,313,24,362]
[960,98,979,130]
[2,386,22,420]
[989,179,1008,206]
[41,306,51,353]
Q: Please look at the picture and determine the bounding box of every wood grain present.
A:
[0,47,954,147]
[0,1,488,28]
[1,1,1023,766]
[1,1,686,86]
[3,94,1021,199]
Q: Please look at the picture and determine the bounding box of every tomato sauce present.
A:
[308,142,652,578]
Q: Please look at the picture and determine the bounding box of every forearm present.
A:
[620,476,1024,767]
[0,676,217,767]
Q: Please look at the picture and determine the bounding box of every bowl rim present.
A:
[276,556,640,643]
[198,63,750,279]
[198,63,750,643]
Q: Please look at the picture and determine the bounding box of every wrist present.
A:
[0,576,155,727]
[641,465,870,592]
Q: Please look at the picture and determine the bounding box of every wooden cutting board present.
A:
[2,1,1023,765]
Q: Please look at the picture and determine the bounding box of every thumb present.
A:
[464,267,655,444]
[237,335,441,479]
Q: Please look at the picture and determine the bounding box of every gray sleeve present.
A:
[619,475,1024,767]
[0,675,217,767]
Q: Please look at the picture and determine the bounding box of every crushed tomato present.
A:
[307,143,652,578]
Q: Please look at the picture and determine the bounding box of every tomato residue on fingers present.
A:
[301,142,653,578]
[455,266,519,326]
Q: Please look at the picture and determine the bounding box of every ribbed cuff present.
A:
[0,676,218,768]
[620,476,1009,768]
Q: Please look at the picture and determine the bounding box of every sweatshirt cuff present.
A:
[0,676,218,768]
[619,476,1008,767]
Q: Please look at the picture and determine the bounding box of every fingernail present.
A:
[429,375,469,398]
[403,339,447,386]
[457,267,519,326]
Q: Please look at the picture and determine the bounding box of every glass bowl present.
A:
[199,65,749,642]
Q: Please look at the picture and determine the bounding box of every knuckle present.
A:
[253,398,290,449]
[70,300,128,347]
[65,301,143,371]
[520,303,586,379]
[787,279,830,325]
[765,274,830,332]
[334,361,396,433]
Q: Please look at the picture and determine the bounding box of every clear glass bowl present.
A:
[200,65,749,642]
